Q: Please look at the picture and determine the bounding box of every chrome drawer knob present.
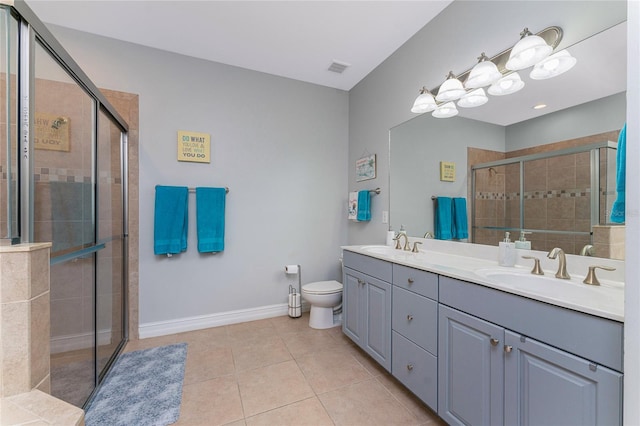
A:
[490,338,499,346]
[407,314,413,321]
[407,278,414,284]
[504,345,513,353]
[407,364,413,371]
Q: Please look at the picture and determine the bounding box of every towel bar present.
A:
[188,187,229,194]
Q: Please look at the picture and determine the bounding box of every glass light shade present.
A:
[487,72,525,96]
[435,72,466,102]
[506,31,553,71]
[411,91,437,113]
[458,88,488,108]
[432,101,458,118]
[465,58,502,89]
[529,49,577,80]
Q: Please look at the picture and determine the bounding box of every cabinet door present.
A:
[438,305,504,426]
[365,275,392,371]
[343,268,364,346]
[504,330,623,426]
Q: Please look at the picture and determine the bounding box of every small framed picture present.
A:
[440,161,455,182]
[356,154,376,182]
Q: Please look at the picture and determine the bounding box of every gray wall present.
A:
[348,0,626,245]
[390,115,504,237]
[506,92,626,150]
[47,25,349,326]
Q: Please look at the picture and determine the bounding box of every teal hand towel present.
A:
[154,185,188,255]
[196,187,226,253]
[435,197,453,240]
[610,123,626,223]
[356,190,371,221]
[453,197,468,239]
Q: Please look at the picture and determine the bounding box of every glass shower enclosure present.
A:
[471,141,617,256]
[0,2,129,408]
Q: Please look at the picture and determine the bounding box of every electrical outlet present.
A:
[382,211,389,224]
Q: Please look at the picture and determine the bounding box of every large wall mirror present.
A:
[390,20,626,260]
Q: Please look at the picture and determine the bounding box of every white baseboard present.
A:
[138,302,310,339]
[51,329,113,354]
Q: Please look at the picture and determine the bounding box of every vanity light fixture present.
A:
[432,101,459,118]
[465,53,502,89]
[458,88,488,108]
[488,72,525,96]
[410,26,567,118]
[506,28,553,71]
[529,49,577,80]
[435,71,466,102]
[410,87,437,113]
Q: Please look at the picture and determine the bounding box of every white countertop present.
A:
[342,240,624,322]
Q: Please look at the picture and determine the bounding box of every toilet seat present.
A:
[302,280,343,295]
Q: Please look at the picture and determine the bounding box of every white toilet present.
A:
[301,280,343,329]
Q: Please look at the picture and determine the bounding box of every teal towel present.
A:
[610,123,626,223]
[196,187,226,253]
[435,197,453,240]
[356,190,371,221]
[154,185,188,255]
[453,197,468,239]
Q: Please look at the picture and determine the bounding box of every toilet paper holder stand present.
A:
[286,265,302,318]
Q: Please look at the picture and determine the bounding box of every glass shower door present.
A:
[96,107,125,379]
[33,40,98,407]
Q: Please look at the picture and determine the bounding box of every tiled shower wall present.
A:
[469,130,620,256]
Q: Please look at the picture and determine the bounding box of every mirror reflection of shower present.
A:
[51,117,68,129]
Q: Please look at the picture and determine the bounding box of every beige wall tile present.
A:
[30,292,51,389]
[0,252,29,303]
[1,300,30,396]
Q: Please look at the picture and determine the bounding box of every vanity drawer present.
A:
[392,331,437,411]
[343,251,392,282]
[393,264,438,300]
[392,286,438,355]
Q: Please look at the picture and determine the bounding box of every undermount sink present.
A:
[474,267,623,309]
[359,245,397,255]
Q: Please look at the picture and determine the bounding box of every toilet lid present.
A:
[303,280,343,295]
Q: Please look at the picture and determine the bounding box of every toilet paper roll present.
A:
[288,293,301,318]
[285,265,299,274]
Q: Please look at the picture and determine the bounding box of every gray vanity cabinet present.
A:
[504,330,623,425]
[439,276,624,426]
[342,251,392,371]
[438,304,504,426]
[391,265,439,410]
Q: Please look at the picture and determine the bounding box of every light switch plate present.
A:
[382,211,389,224]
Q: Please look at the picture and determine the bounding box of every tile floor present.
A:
[124,313,445,426]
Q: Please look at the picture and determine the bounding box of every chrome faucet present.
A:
[394,233,410,251]
[547,247,570,279]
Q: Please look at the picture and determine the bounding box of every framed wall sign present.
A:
[356,154,376,182]
[177,130,210,163]
[35,113,70,152]
[440,161,456,182]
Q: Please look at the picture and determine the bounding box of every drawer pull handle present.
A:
[490,338,499,346]
[407,364,413,371]
[504,345,513,353]
[407,314,413,321]
[407,278,414,284]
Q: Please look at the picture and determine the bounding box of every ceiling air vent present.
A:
[328,60,350,74]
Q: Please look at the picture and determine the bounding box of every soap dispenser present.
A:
[498,232,516,267]
[515,231,532,250]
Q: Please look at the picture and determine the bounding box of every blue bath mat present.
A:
[85,343,187,426]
